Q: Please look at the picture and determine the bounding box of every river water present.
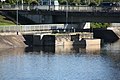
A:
[0,40,120,80]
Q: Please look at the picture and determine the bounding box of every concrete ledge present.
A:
[79,38,101,51]
[32,33,101,48]
[85,39,101,46]
[79,38,101,45]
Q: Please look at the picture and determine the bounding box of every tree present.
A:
[73,0,81,5]
[89,2,97,6]
[80,0,87,5]
[103,0,120,2]
[5,0,16,4]
[94,0,103,5]
[24,0,38,5]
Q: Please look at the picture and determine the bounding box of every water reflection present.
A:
[0,42,120,80]
[103,40,120,51]
[25,44,101,55]
[0,48,25,59]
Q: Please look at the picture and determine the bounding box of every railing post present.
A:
[3,26,4,32]
[8,26,10,32]
[34,26,35,31]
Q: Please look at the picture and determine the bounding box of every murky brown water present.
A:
[0,40,120,80]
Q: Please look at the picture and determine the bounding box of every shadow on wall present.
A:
[23,35,33,47]
[93,28,119,43]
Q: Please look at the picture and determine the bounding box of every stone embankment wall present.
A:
[0,33,26,48]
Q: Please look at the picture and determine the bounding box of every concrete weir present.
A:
[33,33,101,49]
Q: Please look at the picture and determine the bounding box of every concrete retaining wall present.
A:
[32,33,101,48]
[0,35,26,48]
[55,35,72,46]
[107,27,120,38]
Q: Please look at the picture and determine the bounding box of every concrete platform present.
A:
[80,38,101,52]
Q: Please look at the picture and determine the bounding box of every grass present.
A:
[0,15,16,25]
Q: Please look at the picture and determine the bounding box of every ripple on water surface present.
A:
[0,45,120,80]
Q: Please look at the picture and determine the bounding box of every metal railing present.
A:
[0,24,64,32]
[1,4,120,12]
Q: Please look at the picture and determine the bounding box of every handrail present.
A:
[0,5,120,12]
[0,24,64,32]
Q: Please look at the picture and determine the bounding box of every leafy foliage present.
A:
[5,0,16,4]
[91,22,110,28]
[4,0,38,5]
[89,2,97,6]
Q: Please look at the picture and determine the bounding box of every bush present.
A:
[89,2,97,6]
[91,23,110,28]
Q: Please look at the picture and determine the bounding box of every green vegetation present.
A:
[0,15,15,25]
[60,0,120,6]
[0,0,117,27]
[91,22,111,28]
[1,0,38,5]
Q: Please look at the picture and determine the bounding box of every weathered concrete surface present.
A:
[107,27,120,38]
[55,35,72,46]
[80,39,101,51]
[0,35,26,48]
[32,33,101,49]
